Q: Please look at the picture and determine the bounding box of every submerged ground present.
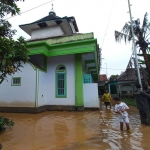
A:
[0,105,150,150]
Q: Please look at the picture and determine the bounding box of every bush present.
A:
[120,94,134,99]
[0,116,14,131]
[121,98,137,107]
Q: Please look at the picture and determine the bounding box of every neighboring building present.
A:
[98,74,108,95]
[0,8,100,113]
[115,68,149,96]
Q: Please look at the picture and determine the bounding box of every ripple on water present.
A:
[0,108,149,150]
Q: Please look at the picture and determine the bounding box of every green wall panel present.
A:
[75,54,84,106]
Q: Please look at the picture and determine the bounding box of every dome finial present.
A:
[49,3,56,16]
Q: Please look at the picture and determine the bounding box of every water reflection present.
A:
[0,106,150,150]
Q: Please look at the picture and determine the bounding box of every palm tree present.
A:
[115,12,150,77]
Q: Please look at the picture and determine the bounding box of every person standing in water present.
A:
[113,96,130,131]
[102,90,112,109]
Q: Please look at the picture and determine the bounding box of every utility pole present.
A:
[127,0,142,88]
[105,63,107,79]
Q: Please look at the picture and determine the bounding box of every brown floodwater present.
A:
[0,105,150,150]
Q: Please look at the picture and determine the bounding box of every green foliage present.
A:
[0,116,14,131]
[1,0,24,7]
[0,0,26,131]
[115,13,150,76]
[0,0,28,83]
[109,74,119,81]
[121,98,137,107]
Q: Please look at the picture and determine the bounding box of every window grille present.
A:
[56,65,66,97]
[83,74,92,83]
[12,77,21,86]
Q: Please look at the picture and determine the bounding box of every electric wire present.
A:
[5,0,54,20]
[3,0,125,75]
[101,0,114,49]
[102,68,125,70]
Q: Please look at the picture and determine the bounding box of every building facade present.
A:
[0,8,101,113]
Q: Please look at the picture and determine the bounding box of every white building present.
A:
[0,8,100,113]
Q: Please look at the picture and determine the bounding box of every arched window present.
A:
[56,65,66,97]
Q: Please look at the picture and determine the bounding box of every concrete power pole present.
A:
[127,0,142,88]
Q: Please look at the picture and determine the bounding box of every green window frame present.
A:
[83,74,92,83]
[56,65,66,98]
[12,77,21,86]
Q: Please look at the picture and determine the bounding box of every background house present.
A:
[114,68,149,97]
[97,74,108,96]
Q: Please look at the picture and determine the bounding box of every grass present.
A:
[121,98,137,107]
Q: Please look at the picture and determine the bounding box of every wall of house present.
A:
[31,26,64,39]
[38,70,47,106]
[38,55,75,106]
[117,85,135,95]
[83,83,99,108]
[0,63,36,107]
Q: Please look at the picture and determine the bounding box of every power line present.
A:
[101,68,111,77]
[101,1,114,49]
[102,68,125,70]
[5,0,54,20]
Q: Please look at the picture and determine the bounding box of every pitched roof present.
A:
[117,68,149,81]
[19,15,79,32]
[99,74,107,81]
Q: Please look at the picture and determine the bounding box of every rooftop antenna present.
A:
[51,3,54,10]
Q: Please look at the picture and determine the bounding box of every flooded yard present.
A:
[0,106,150,150]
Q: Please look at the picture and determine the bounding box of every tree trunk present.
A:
[134,90,150,125]
[139,110,150,125]
[142,48,150,80]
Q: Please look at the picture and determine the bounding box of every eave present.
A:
[19,16,79,36]
[27,39,96,56]
[27,36,99,80]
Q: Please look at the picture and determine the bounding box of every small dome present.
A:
[49,3,56,16]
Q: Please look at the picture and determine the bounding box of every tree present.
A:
[1,0,24,6]
[109,74,119,82]
[0,0,28,84]
[115,12,150,77]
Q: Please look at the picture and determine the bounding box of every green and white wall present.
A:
[38,55,76,107]
[0,33,100,111]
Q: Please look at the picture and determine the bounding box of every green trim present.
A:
[93,44,99,78]
[27,35,99,80]
[11,77,21,86]
[75,54,84,106]
[27,33,99,80]
[27,39,96,57]
[55,65,67,98]
[46,32,94,45]
[35,69,39,107]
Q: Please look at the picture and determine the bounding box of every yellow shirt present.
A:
[102,93,112,102]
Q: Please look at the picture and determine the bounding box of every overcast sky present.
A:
[5,0,150,77]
